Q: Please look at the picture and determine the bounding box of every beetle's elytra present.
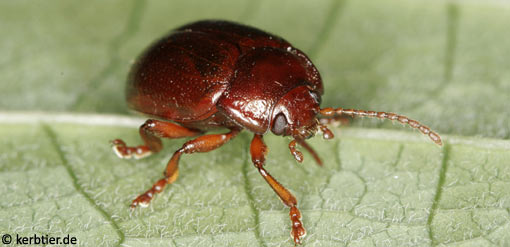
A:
[112,20,442,245]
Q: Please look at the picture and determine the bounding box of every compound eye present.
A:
[272,113,288,135]
[309,91,321,104]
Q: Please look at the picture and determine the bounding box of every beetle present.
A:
[112,20,442,245]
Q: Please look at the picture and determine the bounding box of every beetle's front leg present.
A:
[112,119,200,159]
[318,114,350,127]
[250,134,306,245]
[131,128,240,208]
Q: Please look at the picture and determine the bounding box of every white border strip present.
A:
[340,128,510,150]
[0,111,145,127]
[0,111,508,150]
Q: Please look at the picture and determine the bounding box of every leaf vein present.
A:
[427,142,451,245]
[71,0,146,110]
[307,0,347,59]
[42,124,126,246]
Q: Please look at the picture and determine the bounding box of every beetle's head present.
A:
[270,85,334,165]
[270,85,321,139]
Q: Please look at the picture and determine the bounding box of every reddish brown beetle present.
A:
[112,20,442,245]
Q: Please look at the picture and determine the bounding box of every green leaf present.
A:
[0,115,509,246]
[1,0,509,246]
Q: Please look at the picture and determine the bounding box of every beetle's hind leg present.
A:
[112,119,200,159]
[131,128,240,208]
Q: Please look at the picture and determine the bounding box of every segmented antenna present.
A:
[319,107,442,146]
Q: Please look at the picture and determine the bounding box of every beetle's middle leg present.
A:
[112,119,201,159]
[250,134,306,245]
[131,128,240,208]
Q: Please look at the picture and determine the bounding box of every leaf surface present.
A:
[0,115,509,246]
[0,0,509,246]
